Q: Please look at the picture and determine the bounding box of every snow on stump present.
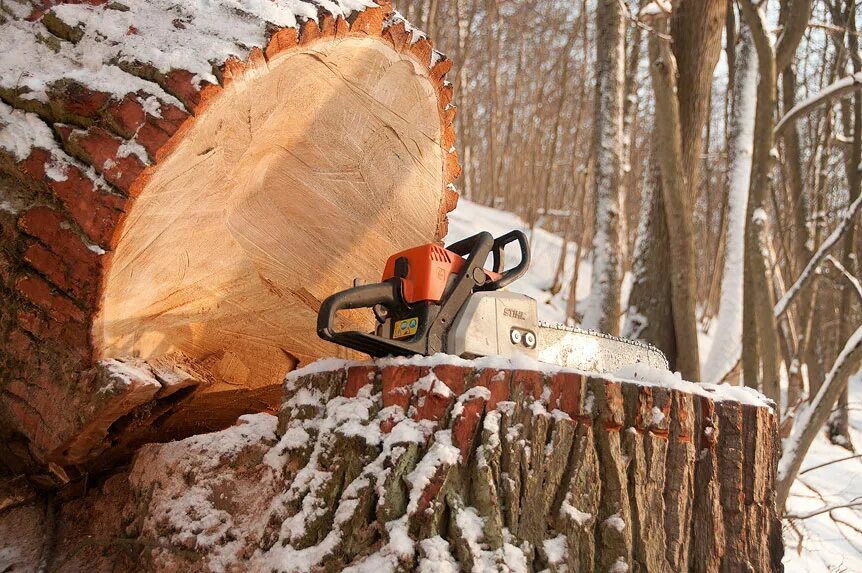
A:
[74,358,782,572]
[0,1,459,477]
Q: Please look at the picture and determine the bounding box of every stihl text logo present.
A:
[503,308,527,321]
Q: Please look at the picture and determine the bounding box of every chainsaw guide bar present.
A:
[536,321,669,373]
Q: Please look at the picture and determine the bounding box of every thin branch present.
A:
[808,21,862,36]
[616,0,673,40]
[775,191,862,318]
[777,324,862,510]
[713,191,862,385]
[775,72,862,139]
[785,496,862,520]
[775,0,813,73]
[739,0,775,63]
[824,255,862,304]
[800,453,862,475]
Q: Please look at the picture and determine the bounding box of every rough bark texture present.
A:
[0,361,783,572]
[0,1,460,479]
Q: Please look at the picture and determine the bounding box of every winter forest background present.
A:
[402,0,862,568]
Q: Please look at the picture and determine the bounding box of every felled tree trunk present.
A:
[0,0,459,478]
[6,359,783,572]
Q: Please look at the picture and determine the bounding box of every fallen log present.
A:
[0,0,459,477]
[1,358,784,571]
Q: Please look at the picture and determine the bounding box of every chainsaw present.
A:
[317,231,668,373]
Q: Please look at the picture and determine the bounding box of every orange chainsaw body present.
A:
[381,243,502,304]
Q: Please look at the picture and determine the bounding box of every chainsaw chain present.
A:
[537,321,670,369]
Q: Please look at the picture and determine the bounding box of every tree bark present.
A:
[647,14,702,382]
[6,360,784,571]
[703,23,758,384]
[0,1,460,477]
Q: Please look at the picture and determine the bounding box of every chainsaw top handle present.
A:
[446,229,530,290]
[317,231,498,357]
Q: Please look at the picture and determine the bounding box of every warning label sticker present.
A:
[393,317,419,339]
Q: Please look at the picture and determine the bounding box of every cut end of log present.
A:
[0,2,460,474]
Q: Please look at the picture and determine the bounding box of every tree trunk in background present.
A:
[703,24,757,384]
[623,164,677,362]
[624,0,725,380]
[780,60,808,408]
[739,2,781,402]
[648,12,702,382]
[0,1,460,478]
[583,0,625,335]
[828,0,861,449]
[619,23,643,269]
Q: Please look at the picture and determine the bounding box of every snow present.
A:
[543,534,567,565]
[105,189,862,570]
[639,1,672,18]
[779,324,862,484]
[702,27,757,384]
[603,511,626,533]
[283,357,360,389]
[560,494,592,526]
[418,537,458,573]
[783,374,862,572]
[382,10,444,65]
[0,101,60,161]
[46,1,376,89]
[404,430,461,514]
[611,364,771,408]
[446,198,593,324]
[0,0,387,170]
[98,358,160,394]
[776,71,862,137]
[776,189,862,319]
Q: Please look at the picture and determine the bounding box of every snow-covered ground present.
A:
[446,198,862,572]
[446,199,591,324]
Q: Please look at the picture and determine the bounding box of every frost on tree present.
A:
[0,0,460,477]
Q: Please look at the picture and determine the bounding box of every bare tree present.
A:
[738,0,811,401]
[623,0,725,381]
[582,0,626,335]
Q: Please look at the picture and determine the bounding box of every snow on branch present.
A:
[777,323,862,510]
[710,191,862,386]
[774,191,862,319]
[824,255,862,305]
[775,72,862,139]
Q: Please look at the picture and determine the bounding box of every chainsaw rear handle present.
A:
[447,229,530,290]
[317,280,397,338]
[317,232,498,357]
[317,280,421,356]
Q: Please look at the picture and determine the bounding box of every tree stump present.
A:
[263,359,783,572]
[20,359,783,572]
[0,359,783,571]
[0,1,459,477]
